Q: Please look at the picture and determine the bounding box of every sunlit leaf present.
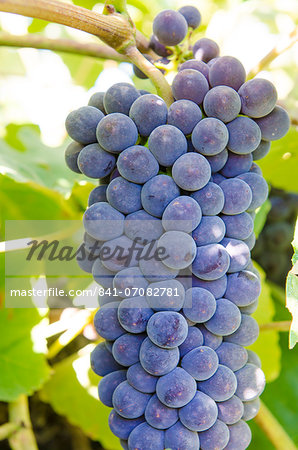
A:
[250,263,281,382]
[286,218,298,349]
[258,127,298,193]
[254,199,271,238]
[0,127,81,193]
[0,308,50,401]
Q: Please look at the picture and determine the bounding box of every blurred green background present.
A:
[0,0,297,449]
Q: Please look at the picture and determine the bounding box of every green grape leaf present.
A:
[254,199,271,238]
[0,175,80,235]
[0,175,81,299]
[60,54,104,90]
[40,345,122,449]
[28,19,49,33]
[0,48,25,76]
[69,180,97,212]
[258,127,298,192]
[0,127,81,193]
[250,263,281,382]
[0,308,50,401]
[286,218,298,349]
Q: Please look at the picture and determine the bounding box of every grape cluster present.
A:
[253,188,297,285]
[64,5,289,449]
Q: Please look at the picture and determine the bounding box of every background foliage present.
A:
[0,0,297,448]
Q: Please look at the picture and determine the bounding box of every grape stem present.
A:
[125,46,174,106]
[0,31,129,61]
[259,320,291,332]
[0,423,20,441]
[0,0,173,101]
[254,400,297,450]
[0,0,149,53]
[8,395,38,450]
[247,26,298,79]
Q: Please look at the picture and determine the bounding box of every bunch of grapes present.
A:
[253,188,297,286]
[64,6,290,450]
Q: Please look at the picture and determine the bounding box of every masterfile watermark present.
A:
[4,219,193,308]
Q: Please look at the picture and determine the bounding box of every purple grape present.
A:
[149,34,172,57]
[145,394,178,429]
[193,38,220,63]
[198,364,237,401]
[165,421,200,449]
[227,117,261,154]
[65,141,83,173]
[179,326,204,357]
[78,143,116,179]
[238,78,277,118]
[191,182,225,216]
[198,420,230,450]
[197,324,223,350]
[96,113,138,153]
[216,342,248,371]
[108,410,144,440]
[168,100,203,135]
[103,83,140,115]
[221,212,254,240]
[220,178,252,215]
[172,69,209,105]
[205,298,241,336]
[117,145,159,184]
[183,287,216,323]
[141,174,180,217]
[179,391,218,431]
[192,275,227,299]
[88,91,106,113]
[148,125,187,166]
[147,311,188,348]
[221,238,250,273]
[162,195,202,233]
[156,367,197,408]
[203,86,241,123]
[179,59,209,81]
[127,362,158,394]
[209,56,246,90]
[106,177,142,214]
[172,153,211,191]
[193,216,226,246]
[225,270,261,306]
[88,185,107,206]
[128,423,165,450]
[139,337,179,376]
[192,118,229,156]
[98,370,127,407]
[225,420,252,449]
[181,346,219,381]
[112,333,145,366]
[129,94,167,137]
[225,314,259,346]
[242,398,260,421]
[112,380,150,418]
[206,149,229,173]
[221,152,253,178]
[94,302,125,340]
[235,363,266,401]
[178,5,201,29]
[192,244,230,281]
[153,10,188,46]
[65,106,104,144]
[91,342,123,376]
[217,396,244,425]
